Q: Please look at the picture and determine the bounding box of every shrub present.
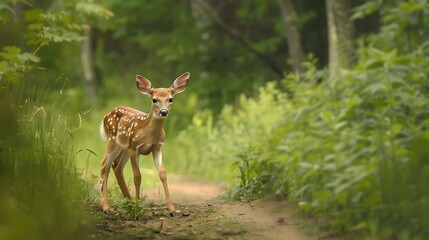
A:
[168,42,429,238]
[233,43,429,237]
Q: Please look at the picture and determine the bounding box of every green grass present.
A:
[0,99,94,240]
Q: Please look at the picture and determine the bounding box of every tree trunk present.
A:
[325,0,355,78]
[277,0,305,74]
[81,26,98,108]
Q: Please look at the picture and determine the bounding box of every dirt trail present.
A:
[91,170,319,240]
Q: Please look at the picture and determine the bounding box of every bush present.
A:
[228,43,429,237]
[168,42,429,238]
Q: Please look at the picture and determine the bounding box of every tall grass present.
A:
[0,83,92,240]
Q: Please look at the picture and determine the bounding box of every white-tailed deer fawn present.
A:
[99,72,190,216]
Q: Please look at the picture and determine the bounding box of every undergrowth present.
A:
[167,3,429,238]
[0,88,93,240]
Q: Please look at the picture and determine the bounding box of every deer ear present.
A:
[170,72,190,94]
[136,75,153,95]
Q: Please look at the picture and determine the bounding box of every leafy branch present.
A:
[194,0,284,78]
[0,0,112,84]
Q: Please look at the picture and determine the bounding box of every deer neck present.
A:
[135,107,165,141]
[146,110,165,133]
[130,106,167,152]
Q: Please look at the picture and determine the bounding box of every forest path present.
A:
[92,170,319,240]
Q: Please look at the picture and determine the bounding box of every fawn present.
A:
[99,72,190,216]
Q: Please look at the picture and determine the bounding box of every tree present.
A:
[277,0,305,74]
[325,0,355,78]
[0,0,112,109]
[194,0,284,78]
[80,26,98,108]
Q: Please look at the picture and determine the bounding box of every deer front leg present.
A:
[152,147,176,216]
[129,149,142,199]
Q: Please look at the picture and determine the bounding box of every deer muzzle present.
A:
[159,109,169,117]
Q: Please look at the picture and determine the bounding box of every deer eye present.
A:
[169,98,173,103]
[152,98,157,104]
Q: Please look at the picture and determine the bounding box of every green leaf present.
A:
[395,148,409,157]
[298,161,313,169]
[18,52,40,63]
[23,8,44,22]
[27,22,43,31]
[75,2,113,19]
[391,124,402,136]
[320,110,334,123]
[0,3,14,24]
[0,46,21,62]
[363,81,386,94]
[350,221,369,231]
[334,182,351,194]
[334,121,347,130]
[313,190,332,201]
[365,59,384,69]
[43,28,86,42]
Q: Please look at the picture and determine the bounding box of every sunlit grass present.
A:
[0,100,93,240]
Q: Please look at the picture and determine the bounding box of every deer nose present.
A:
[159,109,169,117]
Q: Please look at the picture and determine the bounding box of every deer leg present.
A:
[100,143,118,214]
[113,151,131,199]
[100,156,109,212]
[152,148,176,216]
[100,156,111,213]
[129,150,142,199]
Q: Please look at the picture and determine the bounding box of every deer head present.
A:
[135,72,190,119]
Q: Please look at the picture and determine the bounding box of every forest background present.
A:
[1,0,428,239]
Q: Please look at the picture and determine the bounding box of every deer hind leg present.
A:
[129,150,142,199]
[113,150,131,199]
[100,143,119,214]
[152,148,176,216]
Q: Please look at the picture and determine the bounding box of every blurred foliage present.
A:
[0,0,110,238]
[0,89,94,239]
[1,0,429,239]
[168,0,429,238]
[0,0,111,85]
[50,0,332,112]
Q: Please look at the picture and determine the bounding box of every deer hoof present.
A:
[169,212,176,217]
[103,209,111,215]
